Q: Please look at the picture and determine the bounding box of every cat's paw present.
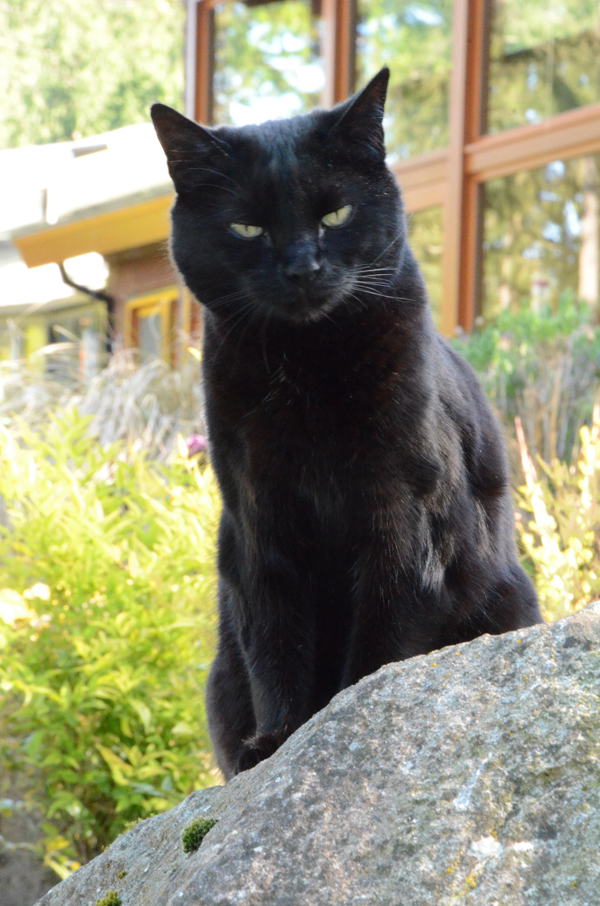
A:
[234,733,283,775]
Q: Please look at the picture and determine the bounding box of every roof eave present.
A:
[12,190,174,268]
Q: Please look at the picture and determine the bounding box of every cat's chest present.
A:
[232,354,390,462]
[204,318,431,501]
[214,324,401,429]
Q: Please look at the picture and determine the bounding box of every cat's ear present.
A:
[151,103,229,193]
[328,67,389,160]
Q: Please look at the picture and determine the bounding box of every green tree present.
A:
[0,0,184,148]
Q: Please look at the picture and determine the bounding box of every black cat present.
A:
[151,68,542,780]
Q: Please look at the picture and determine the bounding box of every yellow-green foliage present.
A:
[516,404,600,621]
[0,409,220,877]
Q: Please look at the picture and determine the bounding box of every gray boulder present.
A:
[36,603,600,906]
[0,787,57,906]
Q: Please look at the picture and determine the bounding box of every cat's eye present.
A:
[321,205,353,228]
[229,223,264,240]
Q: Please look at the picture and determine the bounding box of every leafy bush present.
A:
[515,405,600,622]
[0,408,220,877]
[453,295,600,464]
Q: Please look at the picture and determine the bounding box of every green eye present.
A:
[229,223,263,239]
[321,205,353,228]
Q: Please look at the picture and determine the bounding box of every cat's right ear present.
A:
[151,104,228,193]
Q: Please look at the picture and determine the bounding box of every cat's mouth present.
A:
[275,278,352,323]
[282,294,334,323]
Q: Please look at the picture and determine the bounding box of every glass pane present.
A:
[355,0,453,161]
[487,1,600,133]
[81,327,100,382]
[47,302,107,382]
[24,322,47,361]
[408,206,443,325]
[482,154,600,319]
[138,313,163,363]
[213,1,324,126]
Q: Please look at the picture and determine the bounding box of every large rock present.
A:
[0,785,57,906]
[37,603,600,906]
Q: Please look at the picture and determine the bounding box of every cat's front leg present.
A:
[229,553,317,775]
[233,731,286,775]
[207,572,314,778]
[205,590,257,780]
[342,521,444,686]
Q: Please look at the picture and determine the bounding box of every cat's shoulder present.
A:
[430,331,504,446]
[432,333,487,405]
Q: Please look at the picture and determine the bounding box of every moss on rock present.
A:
[181,817,217,854]
[95,892,122,906]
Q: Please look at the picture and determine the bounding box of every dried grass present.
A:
[0,349,205,461]
[490,324,600,469]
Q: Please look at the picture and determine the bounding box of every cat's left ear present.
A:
[328,67,389,160]
[151,103,229,193]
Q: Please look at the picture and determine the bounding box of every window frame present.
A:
[124,287,177,363]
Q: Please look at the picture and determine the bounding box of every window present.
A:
[487,0,600,133]
[213,0,323,126]
[0,300,107,380]
[482,153,599,319]
[187,0,600,333]
[408,205,443,323]
[124,288,177,364]
[356,0,453,160]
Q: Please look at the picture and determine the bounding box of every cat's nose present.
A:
[283,240,321,284]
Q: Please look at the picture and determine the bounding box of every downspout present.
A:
[58,262,116,353]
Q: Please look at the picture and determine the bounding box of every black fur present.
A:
[151,69,542,780]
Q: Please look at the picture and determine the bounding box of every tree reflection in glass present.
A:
[482,154,599,320]
[355,0,453,162]
[407,205,443,325]
[213,1,323,127]
[488,0,600,133]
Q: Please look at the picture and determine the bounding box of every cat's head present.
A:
[151,68,404,324]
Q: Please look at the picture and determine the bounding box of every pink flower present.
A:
[186,434,207,456]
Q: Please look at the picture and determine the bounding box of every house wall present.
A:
[105,241,179,345]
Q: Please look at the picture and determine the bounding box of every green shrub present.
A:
[0,408,220,877]
[515,404,600,621]
[453,296,600,617]
[453,295,600,464]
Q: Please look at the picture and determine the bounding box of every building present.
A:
[1,123,199,374]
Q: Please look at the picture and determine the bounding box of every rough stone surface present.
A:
[0,782,57,906]
[36,603,600,906]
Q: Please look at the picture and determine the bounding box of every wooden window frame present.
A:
[186,0,600,335]
[124,287,177,363]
